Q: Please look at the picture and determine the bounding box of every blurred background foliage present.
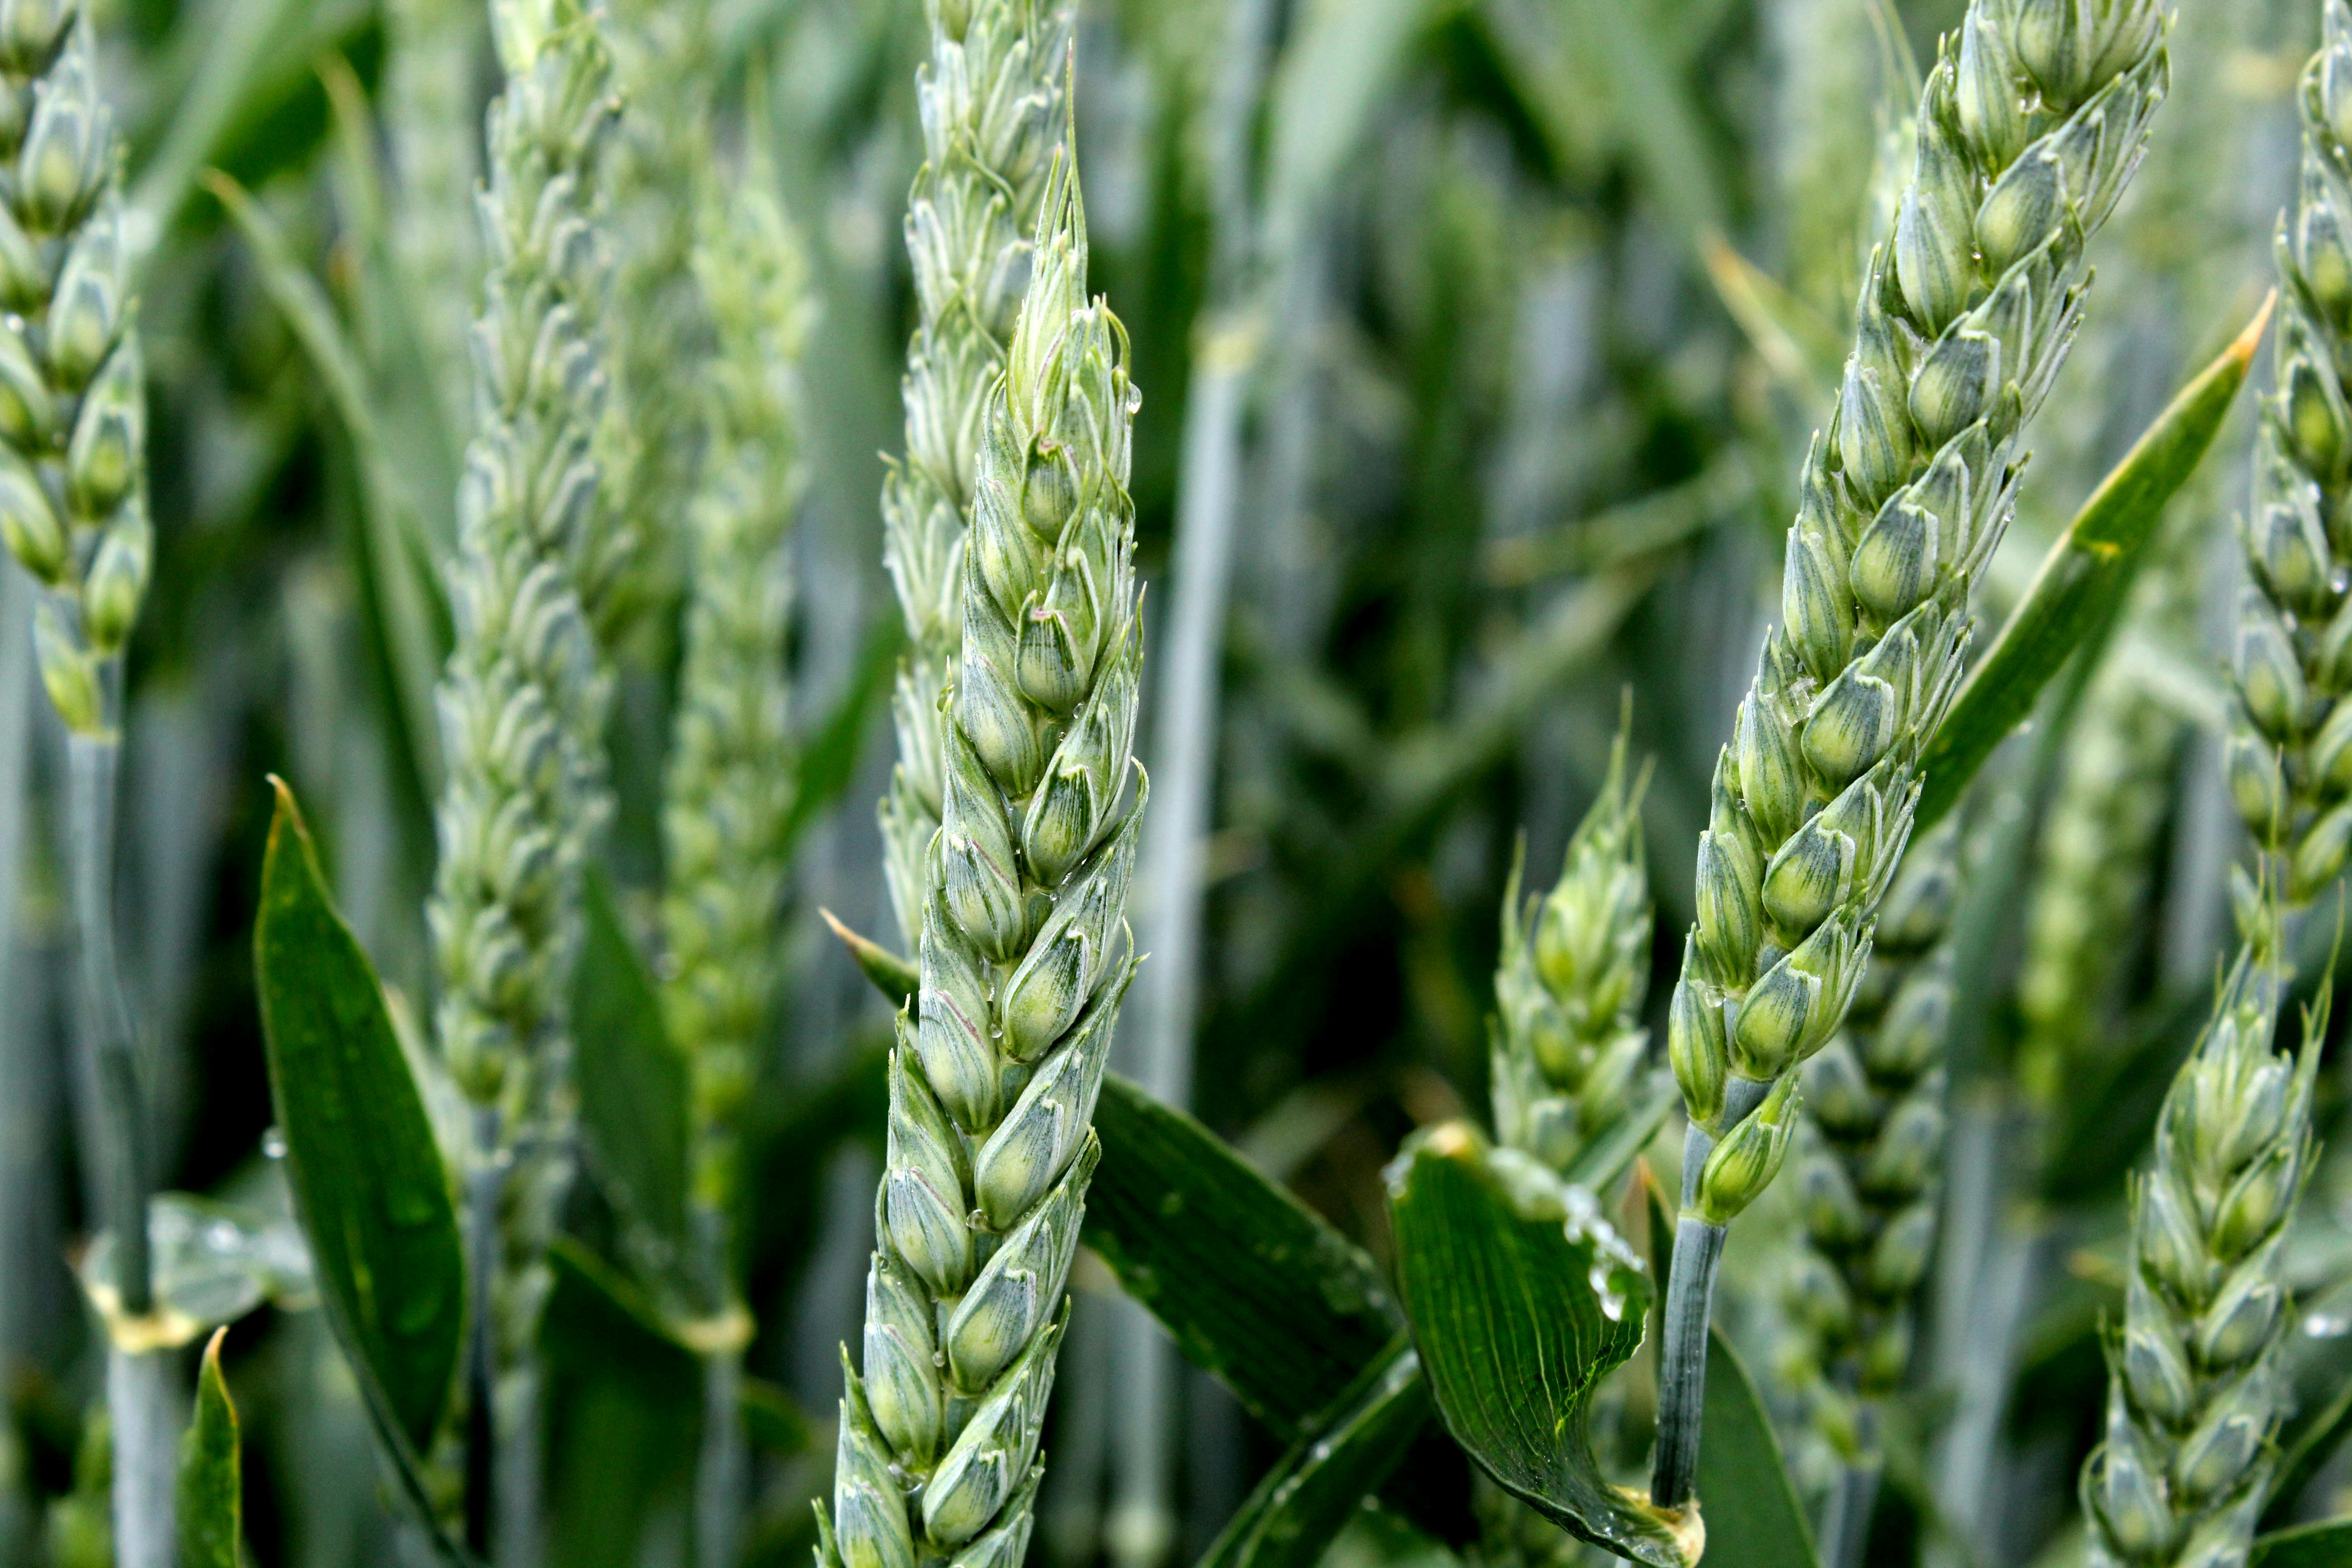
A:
[2,0,2346,1564]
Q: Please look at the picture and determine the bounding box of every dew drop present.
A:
[2304,1311,2349,1338]
[261,1127,287,1159]
[2332,568,2349,596]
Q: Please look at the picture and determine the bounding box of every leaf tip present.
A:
[2232,288,2279,369]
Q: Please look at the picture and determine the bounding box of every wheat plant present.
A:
[877,0,1074,954]
[1784,824,1956,1567]
[1490,726,1657,1181]
[0,3,164,1561]
[2232,0,2352,913]
[1653,0,2171,1506]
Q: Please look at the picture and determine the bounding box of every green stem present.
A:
[1820,1403,1881,1568]
[1649,1072,1767,1508]
[692,1205,744,1568]
[465,1102,503,1558]
[68,713,173,1568]
[68,730,147,1316]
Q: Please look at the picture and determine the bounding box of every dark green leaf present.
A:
[542,1241,701,1568]
[740,1377,812,1457]
[254,783,460,1450]
[820,909,916,1009]
[206,170,449,792]
[1387,1123,1691,1567]
[253,780,470,1563]
[1084,1074,1404,1441]
[781,617,904,855]
[1198,1339,1431,1568]
[177,1329,244,1568]
[540,1238,700,1404]
[2268,1376,2352,1527]
[1916,295,2272,834]
[2253,1519,2352,1568]
[573,870,691,1265]
[1696,1328,1821,1568]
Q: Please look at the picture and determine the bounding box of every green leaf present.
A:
[253,779,469,1559]
[2253,1519,2352,1568]
[205,170,448,792]
[1198,1338,1432,1568]
[1264,0,1445,258]
[1695,1328,1821,1568]
[1084,1074,1405,1441]
[541,1239,701,1568]
[820,909,917,1010]
[2267,1375,2352,1527]
[1386,1123,1692,1567]
[781,617,905,856]
[177,1329,244,1568]
[740,1376,812,1457]
[540,1238,700,1404]
[573,870,692,1266]
[1915,293,2272,834]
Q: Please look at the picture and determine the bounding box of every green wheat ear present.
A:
[428,0,619,1346]
[2230,0,2352,908]
[1490,720,1656,1177]
[1652,0,2172,1511]
[0,9,151,736]
[826,135,1146,1568]
[2081,934,2320,1567]
[661,163,814,1227]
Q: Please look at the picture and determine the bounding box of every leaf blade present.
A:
[1197,1339,1432,1568]
[2252,1519,2352,1568]
[1696,1328,1821,1568]
[1386,1124,1689,1567]
[177,1329,243,1568]
[253,779,470,1565]
[1916,294,2272,833]
[1083,1074,1404,1441]
[573,870,692,1267]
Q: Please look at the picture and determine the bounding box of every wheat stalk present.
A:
[1653,0,2171,1508]
[878,0,1075,953]
[823,143,1145,1568]
[2080,935,2319,1567]
[2230,0,2352,910]
[1490,726,1655,1177]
